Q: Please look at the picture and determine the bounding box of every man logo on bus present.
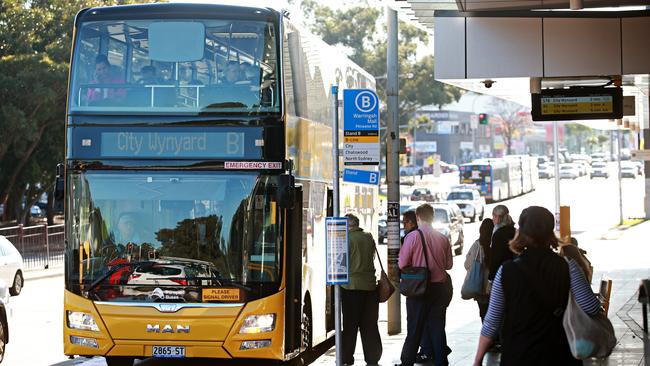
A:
[355,90,377,113]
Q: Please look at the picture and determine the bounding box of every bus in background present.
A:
[504,155,538,194]
[459,160,509,202]
[59,4,377,365]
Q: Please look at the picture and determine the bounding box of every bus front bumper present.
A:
[63,289,286,360]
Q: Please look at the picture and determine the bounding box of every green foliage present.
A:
[0,0,154,224]
[300,1,461,124]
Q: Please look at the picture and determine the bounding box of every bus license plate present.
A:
[152,346,185,358]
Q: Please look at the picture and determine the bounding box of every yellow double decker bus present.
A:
[61,3,377,365]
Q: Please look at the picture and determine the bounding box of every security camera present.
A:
[482,79,495,88]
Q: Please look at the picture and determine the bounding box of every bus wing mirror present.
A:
[277,175,296,209]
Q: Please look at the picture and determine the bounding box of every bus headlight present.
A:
[67,311,100,332]
[239,314,276,334]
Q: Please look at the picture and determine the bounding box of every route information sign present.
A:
[531,87,622,121]
[326,217,349,285]
[343,89,380,165]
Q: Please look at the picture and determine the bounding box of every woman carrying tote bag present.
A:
[461,218,494,322]
[473,206,602,366]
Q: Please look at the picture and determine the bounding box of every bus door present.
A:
[285,185,303,355]
[325,188,335,332]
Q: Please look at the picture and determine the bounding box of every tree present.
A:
[300,1,461,125]
[565,123,594,153]
[0,0,152,224]
[489,98,531,155]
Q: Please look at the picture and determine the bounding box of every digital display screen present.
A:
[532,87,622,122]
[101,132,245,158]
[71,127,264,160]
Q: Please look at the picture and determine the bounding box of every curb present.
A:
[24,267,64,281]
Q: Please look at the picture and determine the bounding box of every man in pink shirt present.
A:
[396,203,453,366]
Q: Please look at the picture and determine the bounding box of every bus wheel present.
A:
[105,357,134,366]
[301,302,312,351]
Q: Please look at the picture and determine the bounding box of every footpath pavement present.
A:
[313,221,650,366]
[23,265,64,281]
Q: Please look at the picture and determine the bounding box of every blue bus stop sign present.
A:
[343,89,380,165]
[343,168,379,185]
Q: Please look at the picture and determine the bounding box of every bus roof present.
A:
[78,3,279,23]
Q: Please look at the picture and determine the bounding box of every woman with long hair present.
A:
[463,218,494,321]
[472,206,601,366]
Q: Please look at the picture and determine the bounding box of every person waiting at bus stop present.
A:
[472,206,601,366]
[341,213,382,366]
[397,204,453,366]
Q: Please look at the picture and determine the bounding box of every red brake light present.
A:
[172,279,188,286]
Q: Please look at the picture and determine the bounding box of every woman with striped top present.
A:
[472,206,601,366]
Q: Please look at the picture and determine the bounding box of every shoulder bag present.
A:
[461,244,486,300]
[374,245,395,303]
[562,259,616,359]
[399,229,430,297]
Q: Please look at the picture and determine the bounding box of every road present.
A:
[4,169,644,366]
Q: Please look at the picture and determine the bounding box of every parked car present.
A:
[572,161,589,176]
[445,189,485,222]
[378,214,387,244]
[432,202,465,256]
[440,162,459,173]
[590,162,609,179]
[538,163,555,179]
[400,166,422,176]
[0,280,11,362]
[632,161,644,176]
[571,153,592,165]
[29,205,43,218]
[0,236,24,296]
[537,156,549,167]
[559,164,580,180]
[410,188,435,202]
[621,163,637,178]
[591,152,607,163]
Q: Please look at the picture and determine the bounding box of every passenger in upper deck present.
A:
[86,55,126,105]
[138,65,162,85]
[222,61,244,86]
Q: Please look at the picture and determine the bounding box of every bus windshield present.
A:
[69,18,279,115]
[461,168,490,184]
[66,171,281,303]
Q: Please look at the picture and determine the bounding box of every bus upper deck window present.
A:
[149,22,205,62]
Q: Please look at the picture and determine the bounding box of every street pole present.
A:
[413,124,417,184]
[553,121,561,230]
[331,85,343,366]
[386,5,401,335]
[617,127,624,225]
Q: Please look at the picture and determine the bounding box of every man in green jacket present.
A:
[341,213,382,365]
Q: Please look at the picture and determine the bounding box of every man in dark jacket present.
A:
[342,214,381,365]
[488,205,516,281]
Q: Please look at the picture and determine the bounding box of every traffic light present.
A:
[479,113,489,125]
[405,146,412,158]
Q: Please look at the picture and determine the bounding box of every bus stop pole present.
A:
[386,5,401,335]
[331,85,343,366]
[617,126,624,225]
[553,121,561,230]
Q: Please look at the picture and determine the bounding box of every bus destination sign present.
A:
[531,87,623,121]
[73,127,264,160]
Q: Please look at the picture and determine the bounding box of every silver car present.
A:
[0,237,24,296]
[0,280,11,362]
